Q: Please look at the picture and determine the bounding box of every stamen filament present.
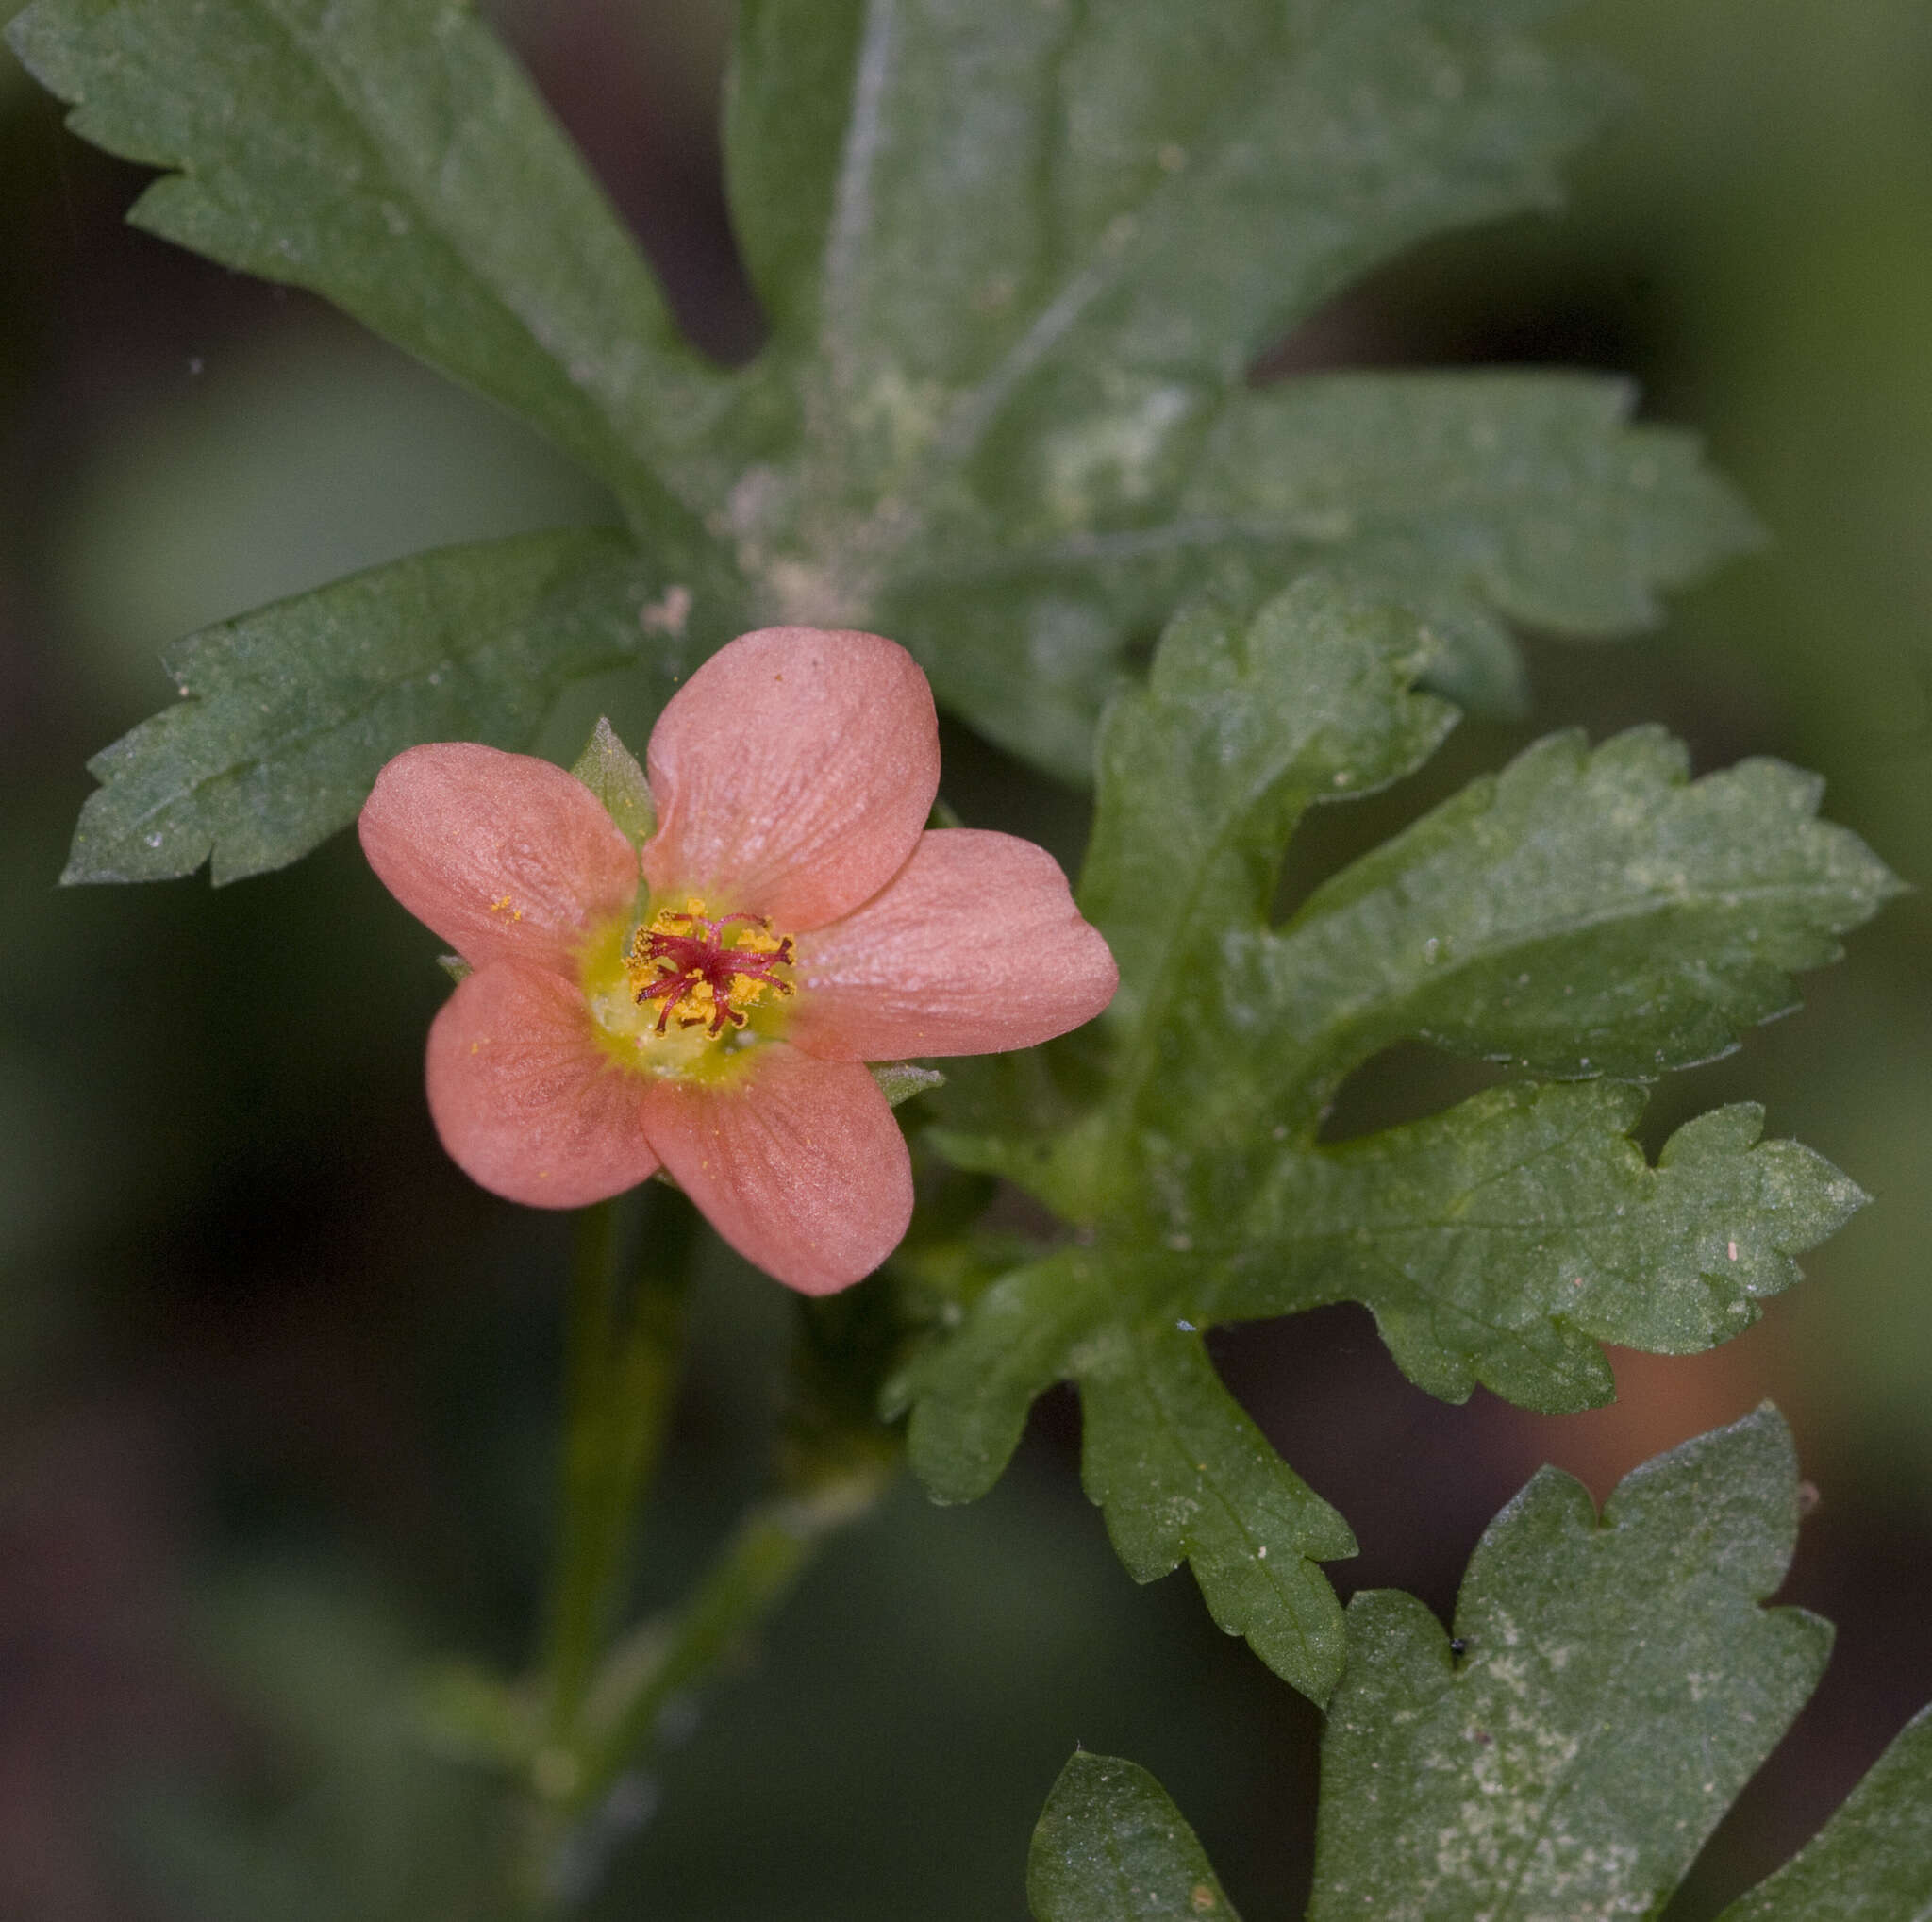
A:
[625,902,795,1040]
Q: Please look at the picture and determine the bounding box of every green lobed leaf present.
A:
[62,531,725,886]
[716,0,1748,778]
[891,374,1758,758]
[1080,576,1457,1029]
[909,1080,1860,1468]
[899,1249,1359,1698]
[1224,1087,1866,1411]
[5,0,728,526]
[1169,371,1763,711]
[904,591,1890,1691]
[1308,1408,1831,1918]
[899,1251,1101,1507]
[1030,1412,1928,1922]
[1078,1321,1357,1700]
[1716,1705,1932,1921]
[1027,1751,1241,1922]
[25,0,1761,880]
[1250,724,1904,1111]
[730,0,1613,453]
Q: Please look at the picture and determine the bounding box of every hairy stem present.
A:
[543,1187,697,1740]
[564,1496,825,1820]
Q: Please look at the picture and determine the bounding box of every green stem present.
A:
[563,1496,833,1821]
[525,1220,899,1909]
[543,1187,697,1739]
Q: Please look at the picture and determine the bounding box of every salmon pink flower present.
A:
[358,627,1118,1295]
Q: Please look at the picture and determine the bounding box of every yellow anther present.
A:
[620,895,796,1041]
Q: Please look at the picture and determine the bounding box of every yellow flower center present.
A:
[583,897,796,1078]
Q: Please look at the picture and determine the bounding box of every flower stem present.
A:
[563,1496,824,1820]
[524,1226,899,1912]
[543,1186,696,1741]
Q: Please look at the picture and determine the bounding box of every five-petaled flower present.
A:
[358,627,1118,1295]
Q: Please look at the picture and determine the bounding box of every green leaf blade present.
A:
[1026,1417,1932,1918]
[1208,1083,1865,1412]
[1027,1751,1241,1922]
[913,592,1882,1679]
[1719,1706,1932,1921]
[900,1252,1101,1506]
[722,0,869,342]
[885,368,1759,768]
[719,0,1713,782]
[1260,726,1903,1098]
[62,531,715,886]
[1174,371,1764,710]
[1077,1324,1355,1700]
[1080,579,1456,1030]
[8,0,726,519]
[733,0,1613,409]
[1308,1406,1834,1921]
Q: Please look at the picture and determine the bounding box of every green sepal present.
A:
[570,716,656,851]
[870,1062,946,1110]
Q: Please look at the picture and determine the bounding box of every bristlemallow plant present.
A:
[8,0,1925,1914]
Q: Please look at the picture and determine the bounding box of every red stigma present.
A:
[632,910,795,1036]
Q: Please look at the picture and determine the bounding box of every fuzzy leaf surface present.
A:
[1310,1408,1830,1916]
[1030,1413,1928,1921]
[903,592,1888,1696]
[718,0,1753,776]
[1077,1320,1357,1697]
[6,0,726,523]
[62,533,710,886]
[25,0,1759,878]
[1171,371,1762,710]
[1249,724,1901,1105]
[1716,1706,1932,1921]
[1027,1752,1241,1922]
[730,0,1615,431]
[1079,577,1457,1029]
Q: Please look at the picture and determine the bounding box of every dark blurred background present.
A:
[1,2,1928,1916]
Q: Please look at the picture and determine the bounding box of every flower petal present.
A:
[642,627,939,931]
[640,1045,912,1295]
[787,829,1119,1059]
[361,743,638,971]
[426,963,658,1208]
